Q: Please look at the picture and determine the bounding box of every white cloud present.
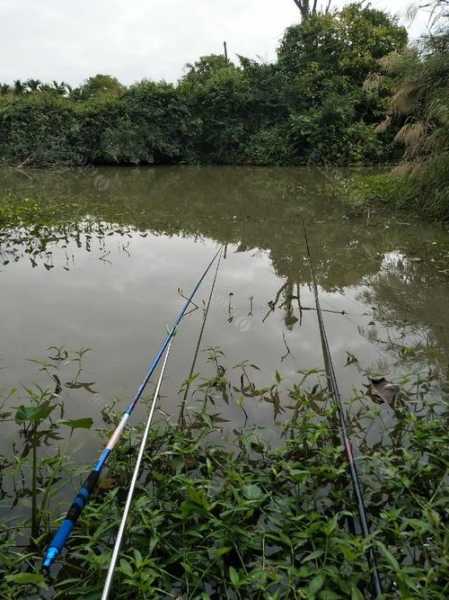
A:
[0,0,431,86]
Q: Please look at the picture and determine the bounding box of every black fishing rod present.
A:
[303,226,383,598]
[178,246,223,426]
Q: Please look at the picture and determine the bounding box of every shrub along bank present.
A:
[0,4,407,168]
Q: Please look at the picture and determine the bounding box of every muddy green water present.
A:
[1,166,449,460]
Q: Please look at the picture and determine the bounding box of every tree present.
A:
[13,80,25,95]
[181,58,251,163]
[0,5,412,168]
[181,55,233,87]
[371,0,449,218]
[277,4,407,163]
[291,0,333,20]
[279,5,407,82]
[73,74,125,100]
[25,79,42,93]
[45,81,72,96]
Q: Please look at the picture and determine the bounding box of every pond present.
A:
[1,165,449,464]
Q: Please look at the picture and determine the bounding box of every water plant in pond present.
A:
[0,346,449,598]
[6,351,95,546]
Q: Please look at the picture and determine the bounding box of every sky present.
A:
[0,0,431,87]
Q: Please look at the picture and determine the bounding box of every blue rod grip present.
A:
[42,470,100,571]
[42,520,74,569]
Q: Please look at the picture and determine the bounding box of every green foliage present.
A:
[73,74,125,101]
[182,61,251,164]
[276,4,407,164]
[342,2,449,220]
[84,81,194,165]
[1,352,449,598]
[334,171,415,214]
[0,4,408,167]
[0,94,84,165]
[0,81,193,167]
[386,24,449,218]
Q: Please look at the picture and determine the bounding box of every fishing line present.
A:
[101,340,172,600]
[178,247,223,426]
[303,225,383,598]
[42,246,222,572]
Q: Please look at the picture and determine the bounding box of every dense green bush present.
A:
[0,3,408,167]
[0,95,83,165]
[0,83,194,167]
[338,2,449,220]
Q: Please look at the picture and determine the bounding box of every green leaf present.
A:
[307,574,325,595]
[229,566,240,587]
[243,484,263,501]
[351,585,364,600]
[61,417,93,430]
[375,541,400,572]
[15,402,55,424]
[215,546,232,557]
[5,573,47,588]
[303,549,324,563]
[119,559,133,578]
[323,515,338,536]
[187,487,210,510]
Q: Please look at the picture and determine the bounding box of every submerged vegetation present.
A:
[0,348,449,598]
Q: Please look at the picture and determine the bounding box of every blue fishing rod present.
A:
[42,247,222,572]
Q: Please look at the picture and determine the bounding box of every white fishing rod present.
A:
[101,339,173,600]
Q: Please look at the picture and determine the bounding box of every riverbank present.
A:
[1,356,448,599]
[2,165,449,597]
[335,158,449,223]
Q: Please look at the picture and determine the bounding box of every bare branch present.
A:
[292,0,334,19]
[292,0,307,18]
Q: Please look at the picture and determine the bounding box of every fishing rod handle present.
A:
[42,411,129,571]
[42,469,100,570]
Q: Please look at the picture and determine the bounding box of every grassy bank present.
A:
[335,157,449,222]
[1,349,448,599]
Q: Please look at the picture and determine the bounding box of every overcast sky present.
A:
[0,0,430,86]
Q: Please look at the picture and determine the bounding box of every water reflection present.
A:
[1,165,449,442]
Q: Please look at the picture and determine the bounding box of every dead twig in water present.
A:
[281,331,294,363]
[177,288,199,316]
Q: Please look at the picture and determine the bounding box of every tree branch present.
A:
[293,0,333,18]
[292,0,307,18]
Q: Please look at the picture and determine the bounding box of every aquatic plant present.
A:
[0,347,448,598]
